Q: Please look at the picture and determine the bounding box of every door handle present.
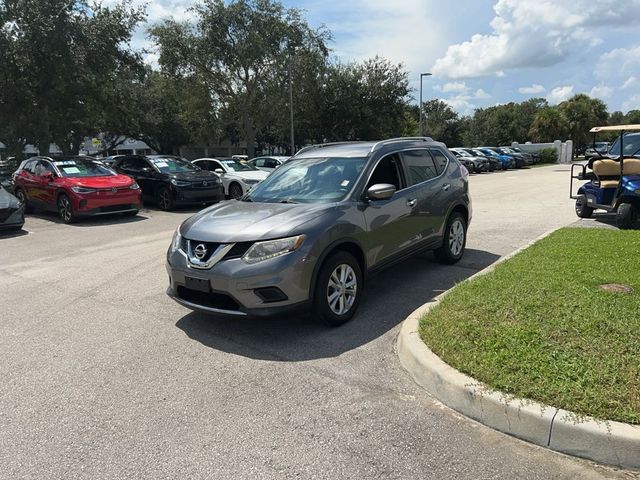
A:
[407,198,417,207]
[442,183,451,191]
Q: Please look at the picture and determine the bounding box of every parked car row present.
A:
[449,146,539,173]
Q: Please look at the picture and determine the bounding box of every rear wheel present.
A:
[229,183,244,200]
[57,194,76,224]
[616,203,638,229]
[575,196,594,218]
[434,212,467,264]
[314,251,362,327]
[156,186,174,211]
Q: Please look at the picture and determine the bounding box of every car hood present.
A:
[169,170,220,182]
[180,200,332,242]
[63,174,135,189]
[0,186,19,209]
[226,170,269,181]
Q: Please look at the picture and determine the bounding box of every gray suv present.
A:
[166,137,471,325]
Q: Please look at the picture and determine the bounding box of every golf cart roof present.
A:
[589,124,640,133]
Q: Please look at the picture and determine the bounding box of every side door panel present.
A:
[428,149,458,237]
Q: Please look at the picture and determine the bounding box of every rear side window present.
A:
[429,149,449,174]
[401,150,439,186]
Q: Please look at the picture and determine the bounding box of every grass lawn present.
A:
[419,228,640,424]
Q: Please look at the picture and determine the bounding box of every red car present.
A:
[13,156,142,223]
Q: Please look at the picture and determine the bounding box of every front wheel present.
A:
[575,196,594,218]
[57,194,76,224]
[229,183,244,200]
[14,188,33,213]
[314,251,363,327]
[616,203,638,230]
[434,212,467,264]
[156,186,174,211]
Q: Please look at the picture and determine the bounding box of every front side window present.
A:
[609,135,640,157]
[54,158,115,178]
[34,160,56,176]
[247,157,366,204]
[402,150,439,186]
[367,154,403,191]
[150,157,200,173]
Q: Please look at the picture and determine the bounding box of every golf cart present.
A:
[570,124,640,229]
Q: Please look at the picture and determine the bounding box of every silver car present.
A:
[192,157,269,200]
[167,137,472,325]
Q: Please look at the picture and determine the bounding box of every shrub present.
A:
[538,147,558,163]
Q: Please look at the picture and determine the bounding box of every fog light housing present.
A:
[254,287,288,303]
[79,199,87,208]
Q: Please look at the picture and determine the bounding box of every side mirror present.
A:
[214,168,224,175]
[366,183,396,201]
[141,167,152,173]
[42,171,54,181]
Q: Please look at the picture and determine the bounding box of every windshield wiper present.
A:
[279,199,299,204]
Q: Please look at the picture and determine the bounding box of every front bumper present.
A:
[0,203,25,230]
[73,189,143,215]
[166,243,315,317]
[173,185,225,204]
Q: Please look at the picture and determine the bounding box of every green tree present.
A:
[421,99,462,146]
[528,107,569,142]
[0,0,145,154]
[559,94,608,147]
[150,0,329,158]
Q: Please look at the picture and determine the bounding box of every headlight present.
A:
[170,228,182,252]
[130,182,140,190]
[71,186,97,194]
[170,178,191,187]
[242,235,305,264]
[244,179,261,185]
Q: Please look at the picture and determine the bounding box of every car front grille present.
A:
[176,286,241,311]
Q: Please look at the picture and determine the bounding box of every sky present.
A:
[121,0,640,116]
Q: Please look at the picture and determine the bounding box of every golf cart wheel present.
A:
[314,251,362,327]
[57,194,76,224]
[616,203,638,230]
[229,183,244,200]
[434,212,467,264]
[14,188,33,213]
[156,186,174,211]
[575,196,594,218]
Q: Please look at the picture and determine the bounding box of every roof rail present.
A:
[293,141,368,157]
[370,136,434,152]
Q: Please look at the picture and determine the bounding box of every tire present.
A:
[313,251,363,327]
[229,183,244,200]
[434,212,467,264]
[575,196,594,218]
[156,186,174,211]
[57,194,76,224]
[14,188,33,213]
[616,203,638,230]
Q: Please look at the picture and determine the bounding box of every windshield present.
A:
[246,157,366,204]
[150,157,200,173]
[221,159,257,172]
[609,135,640,157]
[454,149,471,157]
[54,158,115,178]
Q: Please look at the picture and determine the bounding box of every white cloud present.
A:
[435,81,468,93]
[622,77,637,90]
[596,44,640,79]
[547,86,574,104]
[589,84,613,100]
[432,0,640,78]
[622,95,640,113]
[519,84,546,95]
[474,89,491,99]
[444,94,476,116]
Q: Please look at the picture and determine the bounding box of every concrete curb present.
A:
[397,230,640,470]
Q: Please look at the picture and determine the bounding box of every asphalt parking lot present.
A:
[0,165,632,479]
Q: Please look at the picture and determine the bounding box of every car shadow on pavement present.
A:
[175,248,500,362]
[0,227,29,238]
[28,211,148,227]
[573,213,619,229]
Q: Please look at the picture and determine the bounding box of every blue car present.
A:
[475,148,515,170]
[571,126,640,229]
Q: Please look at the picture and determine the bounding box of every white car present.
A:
[192,157,269,199]
[247,156,290,172]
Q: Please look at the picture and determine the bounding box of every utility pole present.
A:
[419,72,432,136]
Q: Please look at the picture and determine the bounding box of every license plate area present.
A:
[185,276,210,293]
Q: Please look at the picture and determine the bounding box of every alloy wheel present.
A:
[159,189,171,210]
[59,197,72,222]
[326,264,357,316]
[449,219,465,256]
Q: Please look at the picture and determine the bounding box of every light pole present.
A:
[419,72,432,136]
[289,58,295,155]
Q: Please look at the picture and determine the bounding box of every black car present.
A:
[111,155,225,210]
[0,181,25,231]
[463,148,501,171]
